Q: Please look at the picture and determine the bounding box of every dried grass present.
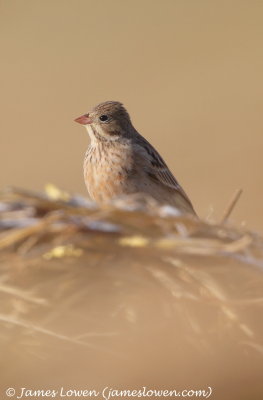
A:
[0,186,262,397]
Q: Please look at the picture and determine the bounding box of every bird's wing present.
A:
[133,135,196,214]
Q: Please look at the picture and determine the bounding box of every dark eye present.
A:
[99,114,109,122]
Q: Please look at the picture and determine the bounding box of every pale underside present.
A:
[83,127,195,215]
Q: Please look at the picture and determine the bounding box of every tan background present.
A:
[0,0,262,230]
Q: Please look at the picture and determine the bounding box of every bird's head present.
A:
[75,101,133,142]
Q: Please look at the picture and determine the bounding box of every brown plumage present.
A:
[75,101,196,215]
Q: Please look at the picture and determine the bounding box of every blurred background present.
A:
[0,0,262,230]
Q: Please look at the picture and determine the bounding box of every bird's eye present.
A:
[99,114,109,122]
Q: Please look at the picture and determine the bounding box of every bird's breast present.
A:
[83,142,135,204]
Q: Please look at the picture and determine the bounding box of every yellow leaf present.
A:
[45,183,70,201]
[43,245,83,260]
[118,236,149,247]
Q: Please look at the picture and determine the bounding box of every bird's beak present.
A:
[74,114,92,125]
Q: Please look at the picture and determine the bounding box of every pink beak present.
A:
[74,114,92,125]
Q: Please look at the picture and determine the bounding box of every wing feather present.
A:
[133,135,196,214]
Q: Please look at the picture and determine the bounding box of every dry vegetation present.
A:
[0,186,263,399]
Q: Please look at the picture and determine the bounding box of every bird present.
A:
[75,101,196,215]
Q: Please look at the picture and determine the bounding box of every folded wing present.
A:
[133,135,196,215]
